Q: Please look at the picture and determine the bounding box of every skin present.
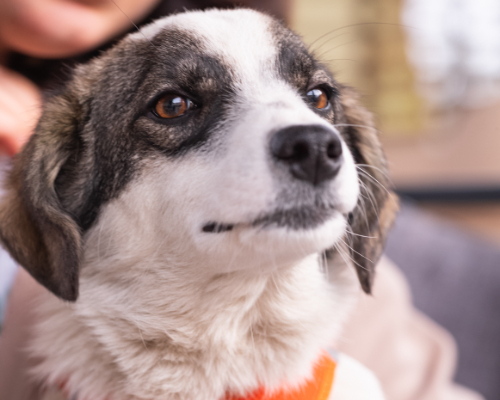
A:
[0,0,160,58]
[0,0,159,155]
[0,66,41,155]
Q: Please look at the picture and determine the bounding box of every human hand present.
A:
[0,66,41,156]
[0,0,159,59]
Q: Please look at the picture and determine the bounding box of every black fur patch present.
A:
[272,20,339,120]
[55,28,236,232]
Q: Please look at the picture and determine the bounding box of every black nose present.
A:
[270,125,343,185]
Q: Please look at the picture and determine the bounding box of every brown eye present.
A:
[307,88,329,110]
[154,94,192,119]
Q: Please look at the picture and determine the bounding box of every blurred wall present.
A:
[291,0,426,136]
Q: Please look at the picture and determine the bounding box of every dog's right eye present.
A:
[153,94,194,119]
[306,88,330,110]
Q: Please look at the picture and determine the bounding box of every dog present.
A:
[0,8,397,400]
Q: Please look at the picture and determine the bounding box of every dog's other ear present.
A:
[0,79,91,301]
[336,86,399,294]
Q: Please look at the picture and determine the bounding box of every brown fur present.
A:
[335,86,399,293]
[0,76,94,300]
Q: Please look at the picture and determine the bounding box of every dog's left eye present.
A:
[153,94,194,119]
[306,88,330,110]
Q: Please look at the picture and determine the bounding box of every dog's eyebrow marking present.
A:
[133,48,235,156]
[309,70,333,84]
[270,20,324,91]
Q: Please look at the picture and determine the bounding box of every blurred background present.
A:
[291,0,500,399]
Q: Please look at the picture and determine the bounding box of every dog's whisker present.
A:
[308,22,410,52]
[357,178,380,216]
[308,24,363,50]
[333,123,383,137]
[110,0,159,51]
[357,185,374,202]
[359,180,379,212]
[358,178,384,233]
[358,173,394,204]
[320,58,362,65]
[338,237,373,264]
[355,163,392,180]
[310,31,353,54]
[249,324,256,354]
[357,171,383,204]
[356,164,389,186]
[357,168,391,196]
[352,187,371,232]
[344,225,377,240]
[315,40,361,61]
[132,319,148,350]
[320,251,329,282]
[270,273,283,299]
[335,242,370,272]
[333,242,356,270]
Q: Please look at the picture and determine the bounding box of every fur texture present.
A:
[0,9,397,400]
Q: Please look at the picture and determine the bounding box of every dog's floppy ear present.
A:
[0,78,92,301]
[336,86,399,294]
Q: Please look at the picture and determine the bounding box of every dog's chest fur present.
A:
[34,246,357,400]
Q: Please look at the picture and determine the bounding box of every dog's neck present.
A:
[32,248,357,400]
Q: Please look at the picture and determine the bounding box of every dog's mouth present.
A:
[202,222,235,233]
[202,206,342,234]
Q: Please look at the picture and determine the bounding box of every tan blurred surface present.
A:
[417,203,500,246]
[382,100,500,187]
[382,99,500,245]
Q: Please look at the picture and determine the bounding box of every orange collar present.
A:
[225,352,337,400]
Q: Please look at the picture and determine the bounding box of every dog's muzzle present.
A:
[202,125,347,234]
[270,125,343,186]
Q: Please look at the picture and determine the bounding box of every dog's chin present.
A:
[239,212,347,256]
[193,210,347,272]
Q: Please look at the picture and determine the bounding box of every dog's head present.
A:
[0,9,397,301]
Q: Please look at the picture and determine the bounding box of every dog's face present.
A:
[0,9,397,301]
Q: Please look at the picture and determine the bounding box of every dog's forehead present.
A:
[130,9,308,80]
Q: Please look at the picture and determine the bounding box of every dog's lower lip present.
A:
[251,206,338,230]
[202,205,341,233]
[202,222,235,233]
